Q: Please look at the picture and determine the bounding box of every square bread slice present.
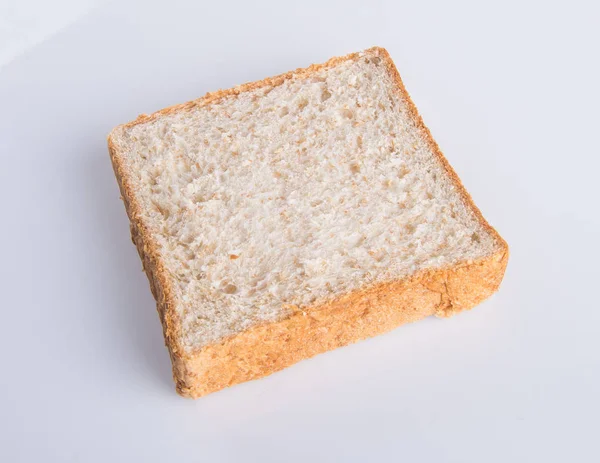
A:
[108,47,508,398]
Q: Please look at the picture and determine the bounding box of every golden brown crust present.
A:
[109,139,191,390]
[117,52,364,130]
[180,250,507,398]
[108,47,509,398]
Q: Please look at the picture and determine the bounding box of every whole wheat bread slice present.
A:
[108,47,508,398]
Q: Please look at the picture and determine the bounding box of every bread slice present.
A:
[108,47,508,398]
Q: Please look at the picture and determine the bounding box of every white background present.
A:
[1,0,598,461]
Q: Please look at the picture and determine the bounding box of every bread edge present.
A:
[107,47,509,398]
[180,250,507,398]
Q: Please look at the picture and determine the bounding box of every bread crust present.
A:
[108,47,509,398]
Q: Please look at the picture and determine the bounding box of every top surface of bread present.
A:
[109,47,502,352]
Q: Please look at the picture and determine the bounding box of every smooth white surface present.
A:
[0,0,102,67]
[0,0,598,461]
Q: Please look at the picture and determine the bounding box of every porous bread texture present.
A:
[110,48,502,353]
